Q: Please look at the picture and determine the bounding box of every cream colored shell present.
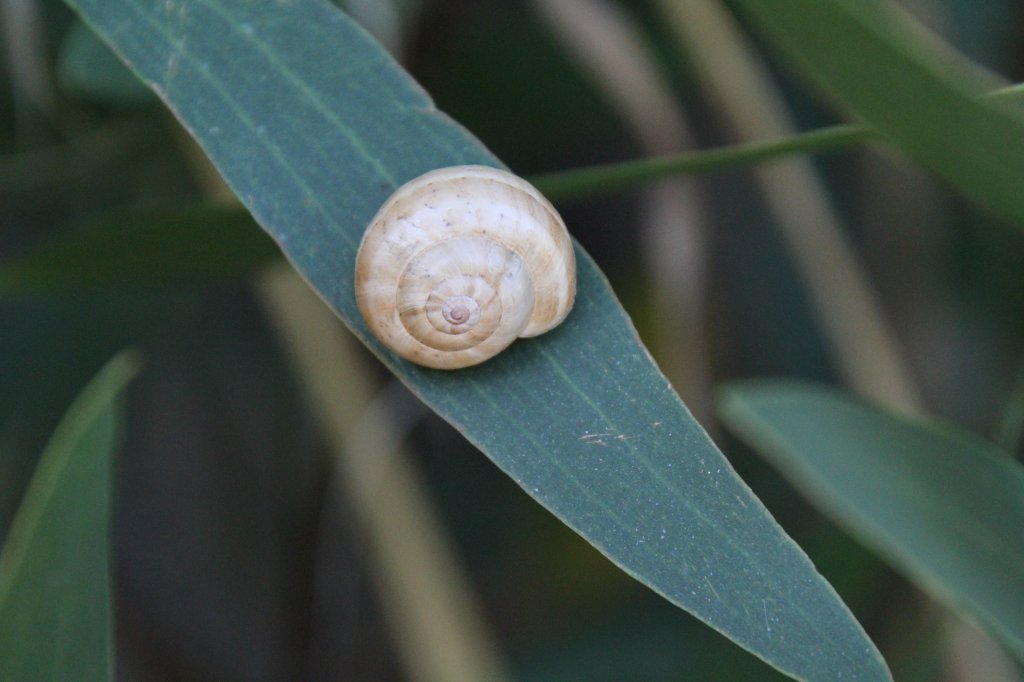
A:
[355,165,576,370]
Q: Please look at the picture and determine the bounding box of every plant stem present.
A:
[531,83,1024,203]
[529,123,871,201]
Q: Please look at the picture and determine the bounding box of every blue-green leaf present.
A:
[59,1,890,678]
[719,381,1024,662]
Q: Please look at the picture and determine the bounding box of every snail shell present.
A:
[355,165,576,370]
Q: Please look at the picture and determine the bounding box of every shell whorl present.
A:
[355,165,576,370]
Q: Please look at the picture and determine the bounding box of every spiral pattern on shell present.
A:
[355,165,576,369]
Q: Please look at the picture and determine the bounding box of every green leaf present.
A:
[62,1,890,678]
[0,353,140,681]
[730,0,1024,228]
[0,205,280,294]
[718,381,1024,662]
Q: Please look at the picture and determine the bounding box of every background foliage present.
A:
[1,0,1022,680]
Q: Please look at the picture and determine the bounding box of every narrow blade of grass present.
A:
[0,353,140,681]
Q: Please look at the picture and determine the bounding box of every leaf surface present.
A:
[730,0,1024,228]
[61,4,890,678]
[719,381,1024,661]
[0,354,139,681]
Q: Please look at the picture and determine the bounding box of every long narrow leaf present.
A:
[0,205,278,294]
[0,353,139,681]
[729,0,1024,228]
[719,381,1024,662]
[62,3,890,678]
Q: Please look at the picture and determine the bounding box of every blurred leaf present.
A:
[0,205,280,294]
[730,0,1024,228]
[0,353,139,681]
[62,1,890,678]
[718,381,1024,661]
[58,20,155,105]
